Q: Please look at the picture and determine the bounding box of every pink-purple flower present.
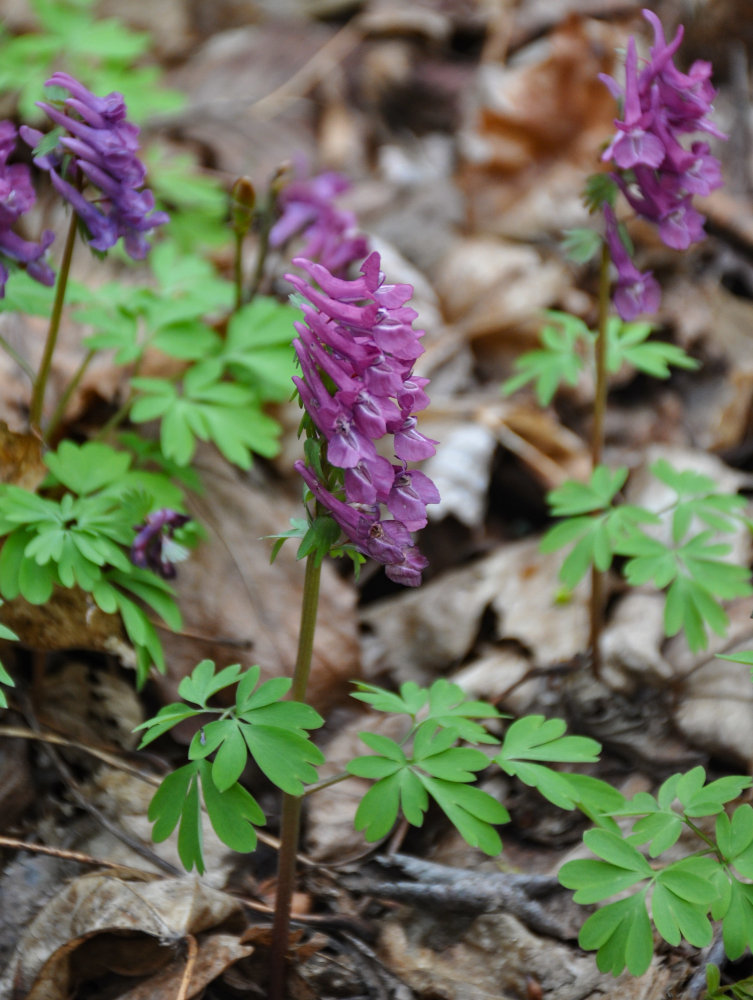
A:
[270,170,369,276]
[291,251,439,586]
[131,509,190,579]
[600,9,725,318]
[21,73,168,259]
[0,121,55,296]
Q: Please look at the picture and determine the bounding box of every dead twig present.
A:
[176,934,199,1000]
[0,834,161,879]
[340,853,574,941]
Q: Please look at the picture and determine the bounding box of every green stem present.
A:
[0,333,35,383]
[246,203,272,304]
[29,210,78,436]
[233,231,244,312]
[45,348,96,443]
[301,771,350,797]
[589,241,611,679]
[268,553,322,1000]
[684,816,722,858]
[93,391,133,442]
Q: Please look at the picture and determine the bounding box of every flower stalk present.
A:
[588,241,611,678]
[29,209,78,434]
[268,552,322,1000]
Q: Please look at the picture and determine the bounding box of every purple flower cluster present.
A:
[290,251,439,586]
[600,9,725,318]
[21,73,168,259]
[270,170,369,276]
[0,121,55,296]
[131,508,190,580]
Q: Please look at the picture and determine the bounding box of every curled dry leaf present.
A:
[0,421,46,491]
[0,585,124,654]
[1,874,247,1000]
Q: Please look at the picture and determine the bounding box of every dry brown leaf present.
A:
[458,16,622,239]
[34,661,144,750]
[378,907,678,1000]
[434,237,572,341]
[1,874,245,999]
[0,421,45,490]
[0,735,35,832]
[117,933,254,1000]
[361,537,590,688]
[0,585,123,654]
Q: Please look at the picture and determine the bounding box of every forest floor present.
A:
[3,0,753,997]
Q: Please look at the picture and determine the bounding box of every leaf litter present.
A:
[3,1,753,998]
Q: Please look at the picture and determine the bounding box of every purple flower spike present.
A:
[0,121,55,297]
[292,250,439,586]
[601,9,726,315]
[604,206,661,321]
[23,74,168,258]
[131,509,190,580]
[270,169,368,276]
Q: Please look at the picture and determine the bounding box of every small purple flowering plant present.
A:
[21,72,168,260]
[500,12,753,987]
[2,17,753,999]
[287,251,439,586]
[503,8,751,666]
[598,8,725,320]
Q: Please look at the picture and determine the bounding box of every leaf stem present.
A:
[246,193,274,304]
[0,332,35,383]
[29,210,78,436]
[589,241,611,679]
[301,771,350,797]
[684,815,722,858]
[233,230,244,312]
[45,348,96,443]
[268,553,322,1000]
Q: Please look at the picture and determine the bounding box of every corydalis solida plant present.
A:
[0,121,55,295]
[22,72,168,259]
[599,7,725,319]
[290,251,439,586]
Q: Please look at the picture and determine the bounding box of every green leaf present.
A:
[354,771,403,841]
[148,761,198,842]
[351,680,428,718]
[561,227,603,264]
[559,859,652,904]
[418,775,509,855]
[582,828,654,875]
[497,715,601,764]
[578,892,653,976]
[501,311,590,405]
[242,724,324,795]
[43,441,131,495]
[721,879,753,960]
[211,722,248,792]
[177,767,204,873]
[135,702,203,747]
[178,659,245,707]
[198,758,264,853]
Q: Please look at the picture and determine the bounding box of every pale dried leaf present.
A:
[2,875,243,999]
